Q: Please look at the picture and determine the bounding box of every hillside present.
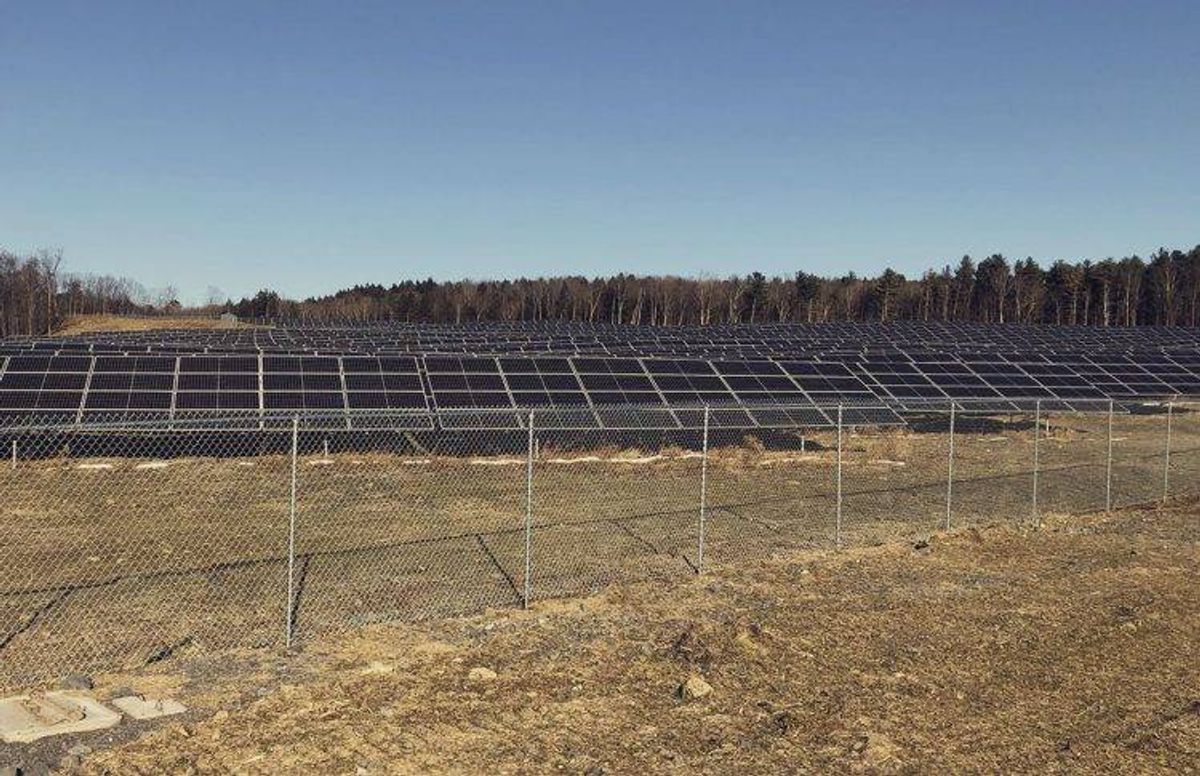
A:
[50,315,250,336]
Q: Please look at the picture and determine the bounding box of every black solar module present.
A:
[2,321,1199,428]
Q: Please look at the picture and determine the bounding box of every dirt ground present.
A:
[2,411,1198,691]
[2,495,1196,773]
[50,315,253,336]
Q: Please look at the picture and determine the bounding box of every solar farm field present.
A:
[1,320,1200,690]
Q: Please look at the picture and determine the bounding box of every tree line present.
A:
[0,248,156,337]
[231,246,1200,328]
[3,244,1198,337]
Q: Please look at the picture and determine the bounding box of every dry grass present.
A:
[51,315,254,336]
[857,427,916,460]
[38,497,1200,774]
[2,413,1197,693]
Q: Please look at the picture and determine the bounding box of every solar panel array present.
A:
[9,319,1200,357]
[2,321,1199,428]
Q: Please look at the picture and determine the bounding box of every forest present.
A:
[234,246,1200,329]
[0,249,155,337]
[2,245,1198,337]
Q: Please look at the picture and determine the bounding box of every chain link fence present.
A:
[1,399,1197,688]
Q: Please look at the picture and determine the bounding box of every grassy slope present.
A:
[51,315,251,336]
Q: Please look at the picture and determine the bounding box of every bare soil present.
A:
[50,315,253,336]
[3,496,1195,773]
[2,412,1198,692]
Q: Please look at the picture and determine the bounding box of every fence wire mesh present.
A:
[1038,404,1111,515]
[1110,406,1170,508]
[840,412,949,546]
[1,400,1196,688]
[1172,402,1200,497]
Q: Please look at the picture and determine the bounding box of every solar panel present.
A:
[499,357,594,415]
[705,360,824,425]
[343,356,429,422]
[260,354,344,413]
[425,355,513,416]
[569,357,677,429]
[2,321,1198,429]
[0,353,88,423]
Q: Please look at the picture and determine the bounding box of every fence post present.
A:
[523,409,534,608]
[285,416,299,649]
[697,405,710,574]
[1105,399,1114,511]
[10,439,15,470]
[1032,400,1041,525]
[1162,401,1173,502]
[945,402,955,530]
[835,404,843,549]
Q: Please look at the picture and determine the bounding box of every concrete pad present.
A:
[0,692,121,743]
[110,695,187,720]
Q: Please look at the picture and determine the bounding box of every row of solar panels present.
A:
[10,320,1200,358]
[5,342,1200,369]
[14,344,1200,363]
[12,344,1200,368]
[0,350,1195,430]
[38,318,1200,341]
[0,354,880,426]
[3,348,1199,384]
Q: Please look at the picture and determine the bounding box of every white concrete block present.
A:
[110,695,187,720]
[0,692,120,744]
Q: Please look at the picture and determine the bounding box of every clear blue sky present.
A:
[2,1,1197,303]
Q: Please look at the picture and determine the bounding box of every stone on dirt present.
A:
[852,731,903,769]
[110,695,187,720]
[59,674,94,691]
[467,667,498,682]
[677,675,713,701]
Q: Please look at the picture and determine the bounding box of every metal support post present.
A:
[10,439,15,470]
[945,403,955,530]
[835,404,843,549]
[285,416,299,649]
[1032,400,1041,525]
[1105,399,1114,511]
[523,410,535,608]
[697,405,710,573]
[1163,401,1173,502]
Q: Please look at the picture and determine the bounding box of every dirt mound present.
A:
[51,315,253,336]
